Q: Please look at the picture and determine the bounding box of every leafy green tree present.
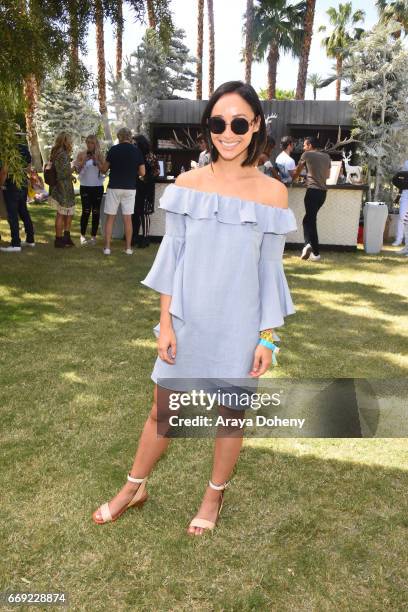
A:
[0,0,70,177]
[319,2,365,101]
[376,0,408,38]
[258,87,295,100]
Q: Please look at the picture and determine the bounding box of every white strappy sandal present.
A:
[92,474,148,525]
[188,480,230,534]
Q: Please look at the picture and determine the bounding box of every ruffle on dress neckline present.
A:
[159,183,297,234]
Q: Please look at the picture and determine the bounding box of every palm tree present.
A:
[307,72,323,99]
[113,1,172,82]
[144,1,173,47]
[244,0,254,84]
[146,0,156,26]
[319,3,365,101]
[207,0,215,96]
[376,0,408,38]
[295,0,316,99]
[94,0,111,141]
[252,0,307,100]
[115,0,124,79]
[23,75,42,170]
[196,0,204,99]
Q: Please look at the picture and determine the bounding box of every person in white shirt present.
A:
[197,134,210,167]
[74,135,106,245]
[275,136,296,185]
[393,159,408,247]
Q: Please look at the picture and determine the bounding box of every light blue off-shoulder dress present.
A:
[141,184,297,397]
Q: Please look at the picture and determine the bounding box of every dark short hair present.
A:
[201,80,267,167]
[304,136,320,149]
[280,136,293,150]
[133,134,151,155]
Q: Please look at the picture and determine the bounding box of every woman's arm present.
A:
[73,152,85,173]
[158,294,177,364]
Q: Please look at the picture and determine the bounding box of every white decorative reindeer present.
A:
[342,150,362,184]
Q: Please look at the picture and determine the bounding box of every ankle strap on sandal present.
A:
[127,474,146,484]
[208,479,230,491]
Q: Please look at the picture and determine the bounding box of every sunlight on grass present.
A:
[61,371,87,384]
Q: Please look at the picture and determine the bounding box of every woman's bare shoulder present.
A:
[175,166,209,189]
[256,174,288,209]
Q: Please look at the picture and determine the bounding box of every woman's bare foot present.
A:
[187,486,224,536]
[93,480,143,522]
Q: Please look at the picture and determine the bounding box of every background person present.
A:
[28,169,48,203]
[197,133,211,167]
[257,135,281,180]
[276,136,296,185]
[48,132,76,248]
[0,137,35,252]
[393,159,408,247]
[132,134,160,248]
[74,135,105,246]
[101,127,145,255]
[293,136,331,262]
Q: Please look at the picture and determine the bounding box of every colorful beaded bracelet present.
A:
[258,338,280,365]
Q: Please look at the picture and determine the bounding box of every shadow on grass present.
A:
[2,425,408,610]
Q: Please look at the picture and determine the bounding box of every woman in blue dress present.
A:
[93,81,297,535]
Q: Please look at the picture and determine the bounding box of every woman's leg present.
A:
[55,212,64,237]
[64,214,73,231]
[132,196,143,245]
[188,405,245,535]
[91,187,103,237]
[93,384,172,520]
[80,186,91,237]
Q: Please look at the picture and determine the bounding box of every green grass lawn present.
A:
[1,202,408,611]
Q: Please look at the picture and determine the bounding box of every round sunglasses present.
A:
[207,116,256,135]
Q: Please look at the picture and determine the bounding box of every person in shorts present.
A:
[102,127,145,255]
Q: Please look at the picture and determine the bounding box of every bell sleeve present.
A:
[258,232,295,330]
[140,209,186,299]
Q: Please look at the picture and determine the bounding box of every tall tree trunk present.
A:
[95,0,111,141]
[335,55,342,101]
[295,0,316,100]
[267,44,279,100]
[244,0,254,84]
[116,0,123,80]
[207,0,215,96]
[69,7,79,72]
[146,0,156,28]
[196,0,204,99]
[23,75,42,170]
[19,0,42,169]
[313,86,317,100]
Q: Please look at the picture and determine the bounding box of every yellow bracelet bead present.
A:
[260,330,274,343]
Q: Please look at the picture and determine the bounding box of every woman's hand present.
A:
[158,322,177,364]
[249,344,272,377]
